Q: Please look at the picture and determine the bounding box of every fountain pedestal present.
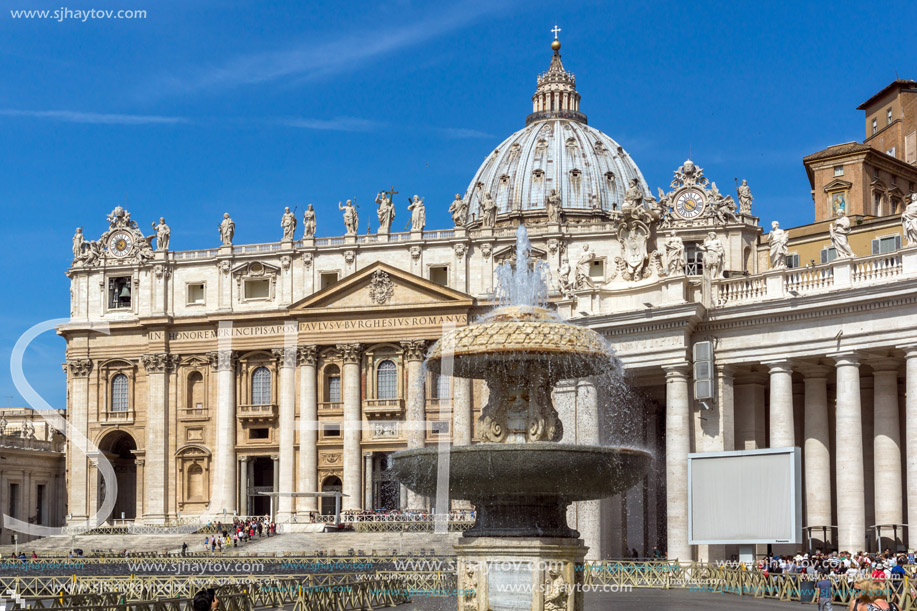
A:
[457,537,586,611]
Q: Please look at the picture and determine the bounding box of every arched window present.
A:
[376,360,397,400]
[325,365,341,403]
[187,463,204,500]
[111,374,129,412]
[432,373,451,400]
[187,371,204,411]
[251,367,271,405]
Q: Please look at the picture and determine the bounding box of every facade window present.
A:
[249,428,269,440]
[251,367,271,405]
[887,147,896,158]
[431,420,450,434]
[186,371,204,411]
[244,279,270,300]
[429,266,448,286]
[187,283,205,305]
[108,277,132,310]
[888,108,893,125]
[872,118,878,135]
[685,243,704,276]
[872,235,901,254]
[432,372,451,400]
[322,423,341,438]
[833,165,844,177]
[326,366,341,403]
[320,272,339,290]
[376,360,397,400]
[589,259,605,282]
[820,247,837,264]
[786,254,800,269]
[111,374,129,412]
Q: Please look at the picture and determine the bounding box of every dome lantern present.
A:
[527,32,586,126]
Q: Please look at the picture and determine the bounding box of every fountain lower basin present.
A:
[391,443,652,537]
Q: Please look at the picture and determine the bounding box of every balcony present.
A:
[179,407,210,421]
[101,410,134,425]
[319,401,343,415]
[363,398,404,419]
[237,403,277,423]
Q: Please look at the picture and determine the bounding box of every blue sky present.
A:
[0,0,913,407]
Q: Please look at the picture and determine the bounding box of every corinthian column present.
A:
[274,346,297,522]
[664,364,692,562]
[765,360,795,448]
[141,353,175,524]
[904,347,917,550]
[402,339,428,510]
[338,343,363,511]
[800,365,832,542]
[871,359,903,533]
[67,359,93,524]
[834,353,866,553]
[297,345,318,514]
[209,350,238,515]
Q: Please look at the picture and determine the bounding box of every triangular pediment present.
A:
[289,261,474,313]
[822,178,853,193]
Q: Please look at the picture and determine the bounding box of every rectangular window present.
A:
[786,254,800,269]
[322,423,341,438]
[244,279,270,300]
[685,243,703,276]
[108,276,132,309]
[431,420,450,434]
[887,147,896,158]
[248,428,269,440]
[834,165,844,177]
[429,266,448,286]
[872,118,878,135]
[872,235,901,254]
[820,247,837,264]
[589,259,605,282]
[320,272,339,290]
[186,283,205,305]
[328,376,341,403]
[888,108,893,125]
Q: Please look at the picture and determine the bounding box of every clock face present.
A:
[674,189,706,219]
[108,231,134,258]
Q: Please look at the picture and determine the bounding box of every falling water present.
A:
[494,225,550,309]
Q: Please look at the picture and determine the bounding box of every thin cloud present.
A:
[277,116,383,132]
[0,109,187,125]
[155,0,514,95]
[436,127,495,140]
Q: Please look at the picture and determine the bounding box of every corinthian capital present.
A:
[208,350,238,372]
[337,343,362,364]
[141,353,177,373]
[296,345,318,367]
[401,339,428,362]
[272,347,297,368]
[68,359,93,378]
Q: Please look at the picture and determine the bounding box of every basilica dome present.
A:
[463,40,649,220]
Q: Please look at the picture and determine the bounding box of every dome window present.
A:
[499,174,511,186]
[532,169,545,181]
[604,171,616,188]
[569,168,582,180]
[565,137,578,149]
[594,141,607,154]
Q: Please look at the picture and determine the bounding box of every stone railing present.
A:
[318,401,342,412]
[714,247,917,307]
[0,436,63,452]
[363,398,403,418]
[237,404,277,420]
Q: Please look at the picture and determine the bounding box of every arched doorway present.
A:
[249,457,274,516]
[321,476,342,515]
[97,431,137,521]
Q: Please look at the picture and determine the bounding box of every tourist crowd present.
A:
[197,517,276,553]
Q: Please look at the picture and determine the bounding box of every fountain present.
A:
[391,226,652,611]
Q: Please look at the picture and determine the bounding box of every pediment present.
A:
[823,178,853,193]
[289,262,474,313]
[493,245,547,263]
[232,261,280,277]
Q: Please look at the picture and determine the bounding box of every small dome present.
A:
[463,39,649,219]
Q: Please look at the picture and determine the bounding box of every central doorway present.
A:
[249,457,273,516]
[320,476,342,515]
[97,431,137,521]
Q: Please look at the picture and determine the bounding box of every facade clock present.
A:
[674,189,706,220]
[107,231,135,258]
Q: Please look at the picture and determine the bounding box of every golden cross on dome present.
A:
[551,25,561,40]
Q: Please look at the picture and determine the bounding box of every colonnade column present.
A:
[297,345,318,514]
[339,343,363,511]
[274,346,297,522]
[209,350,237,516]
[664,363,691,562]
[834,353,866,552]
[237,456,249,515]
[904,347,917,550]
[141,353,174,524]
[452,377,473,446]
[765,360,795,448]
[871,359,903,534]
[800,365,832,540]
[66,359,92,523]
[364,452,373,509]
[402,340,427,510]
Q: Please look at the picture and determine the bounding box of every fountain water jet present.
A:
[392,225,652,611]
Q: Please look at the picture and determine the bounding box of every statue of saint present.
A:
[302,204,316,238]
[768,221,789,269]
[737,179,754,215]
[902,193,917,246]
[152,217,171,251]
[698,231,726,278]
[481,192,497,227]
[546,189,562,223]
[408,195,426,231]
[339,200,358,235]
[219,213,235,246]
[375,192,395,234]
[280,207,297,241]
[575,243,595,289]
[72,227,85,260]
[829,211,855,258]
[448,194,467,227]
[663,232,685,276]
[558,260,574,297]
[623,178,644,217]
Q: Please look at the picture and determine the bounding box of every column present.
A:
[141,353,174,524]
[452,377,473,446]
[665,364,692,562]
[209,350,238,515]
[800,365,832,543]
[904,347,917,550]
[237,456,249,515]
[766,361,795,448]
[297,346,318,514]
[712,365,735,452]
[575,377,603,560]
[339,343,363,511]
[66,359,92,523]
[271,455,279,518]
[834,353,866,553]
[734,373,767,450]
[364,452,373,509]
[274,347,297,522]
[871,359,903,533]
[402,340,427,510]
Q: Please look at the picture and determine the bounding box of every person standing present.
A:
[815,571,834,611]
